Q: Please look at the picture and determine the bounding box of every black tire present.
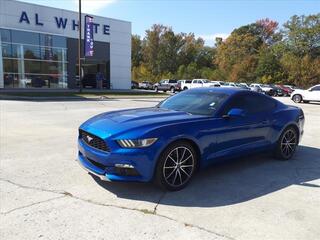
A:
[154,86,158,92]
[274,126,298,161]
[292,94,302,103]
[155,141,198,191]
[183,87,188,91]
[170,87,175,93]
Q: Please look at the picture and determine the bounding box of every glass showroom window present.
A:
[1,29,68,88]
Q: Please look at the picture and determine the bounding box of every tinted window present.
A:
[11,30,40,45]
[40,34,66,48]
[159,91,228,115]
[311,86,320,91]
[169,80,177,83]
[0,28,11,42]
[223,94,276,115]
[186,80,192,83]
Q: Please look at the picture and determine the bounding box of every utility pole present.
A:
[78,0,82,92]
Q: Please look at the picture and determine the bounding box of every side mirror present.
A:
[223,108,246,119]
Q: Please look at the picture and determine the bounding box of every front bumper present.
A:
[77,139,157,182]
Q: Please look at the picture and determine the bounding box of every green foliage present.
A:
[132,14,320,88]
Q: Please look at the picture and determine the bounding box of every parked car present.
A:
[82,74,107,88]
[240,83,249,88]
[131,81,139,89]
[182,79,220,90]
[225,82,237,88]
[250,85,263,93]
[178,80,192,90]
[250,83,274,96]
[291,84,320,103]
[236,83,250,90]
[268,84,284,96]
[277,85,293,96]
[78,87,304,191]
[138,81,153,90]
[210,81,221,87]
[154,79,180,93]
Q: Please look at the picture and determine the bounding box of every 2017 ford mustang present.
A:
[78,88,304,191]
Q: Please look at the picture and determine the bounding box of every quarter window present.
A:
[223,94,276,115]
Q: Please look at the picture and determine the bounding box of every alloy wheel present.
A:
[163,146,195,187]
[280,129,297,158]
[293,95,302,103]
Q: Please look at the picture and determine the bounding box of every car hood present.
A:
[80,107,204,138]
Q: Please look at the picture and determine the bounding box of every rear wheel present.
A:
[155,141,197,191]
[183,87,188,91]
[292,94,302,103]
[170,87,175,93]
[274,127,298,160]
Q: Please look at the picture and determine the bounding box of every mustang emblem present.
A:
[86,135,93,142]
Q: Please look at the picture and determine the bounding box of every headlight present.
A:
[117,138,158,148]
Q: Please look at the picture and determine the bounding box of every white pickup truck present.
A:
[180,79,220,90]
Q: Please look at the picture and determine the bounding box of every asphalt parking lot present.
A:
[1,96,319,240]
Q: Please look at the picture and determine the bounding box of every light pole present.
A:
[78,0,82,92]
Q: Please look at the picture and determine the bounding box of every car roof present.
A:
[187,87,247,95]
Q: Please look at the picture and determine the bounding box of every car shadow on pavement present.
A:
[92,145,320,207]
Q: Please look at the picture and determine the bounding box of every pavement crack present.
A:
[1,196,66,215]
[153,191,166,214]
[0,178,72,197]
[69,195,235,240]
[0,178,235,239]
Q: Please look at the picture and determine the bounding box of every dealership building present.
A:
[0,0,131,89]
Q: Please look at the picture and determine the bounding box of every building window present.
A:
[1,29,68,88]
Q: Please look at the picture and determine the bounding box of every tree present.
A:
[282,14,320,57]
[215,33,260,82]
[255,46,285,83]
[131,35,143,68]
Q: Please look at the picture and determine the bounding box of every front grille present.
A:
[79,129,110,152]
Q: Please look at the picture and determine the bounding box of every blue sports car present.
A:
[78,88,304,191]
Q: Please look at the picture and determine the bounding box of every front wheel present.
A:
[155,141,197,191]
[170,87,175,93]
[154,86,158,92]
[274,127,298,160]
[292,94,302,103]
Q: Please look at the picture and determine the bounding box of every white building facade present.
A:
[0,0,131,89]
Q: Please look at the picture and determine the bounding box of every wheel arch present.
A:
[291,93,303,101]
[278,122,300,143]
[152,136,202,180]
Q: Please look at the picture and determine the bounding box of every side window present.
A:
[244,95,276,114]
[222,95,250,115]
[311,86,320,91]
[223,94,276,115]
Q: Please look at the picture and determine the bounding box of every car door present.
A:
[307,86,320,101]
[211,93,274,159]
[193,80,202,88]
[161,80,169,91]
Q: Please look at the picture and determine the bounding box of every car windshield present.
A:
[159,91,228,115]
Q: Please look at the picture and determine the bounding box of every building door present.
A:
[76,61,110,89]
